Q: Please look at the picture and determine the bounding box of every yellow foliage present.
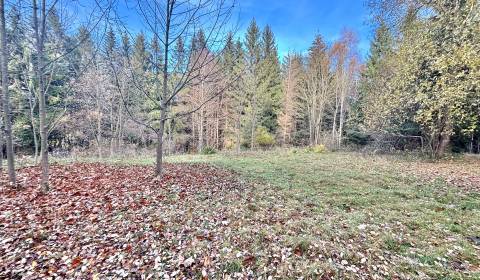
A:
[307,144,327,154]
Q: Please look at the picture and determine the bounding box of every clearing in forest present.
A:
[1,151,479,279]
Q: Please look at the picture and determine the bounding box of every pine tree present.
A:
[105,27,116,58]
[221,33,246,151]
[77,26,95,69]
[192,29,206,52]
[121,33,131,56]
[244,19,262,148]
[258,25,282,134]
[367,22,393,71]
[133,32,148,72]
[150,36,162,72]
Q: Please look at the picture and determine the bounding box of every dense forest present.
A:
[0,0,479,186]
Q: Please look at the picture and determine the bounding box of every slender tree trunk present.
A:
[250,95,257,150]
[156,0,171,176]
[0,114,3,175]
[96,90,102,158]
[338,94,345,147]
[191,114,196,151]
[332,85,339,147]
[156,110,166,175]
[308,104,315,146]
[28,95,39,164]
[198,109,204,151]
[115,95,124,154]
[117,78,126,153]
[118,104,124,151]
[215,107,219,149]
[235,112,241,153]
[33,0,49,190]
[469,134,474,154]
[0,0,16,185]
[168,121,173,155]
[38,88,48,188]
[109,99,115,157]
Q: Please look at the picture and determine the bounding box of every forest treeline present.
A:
[1,5,361,156]
[0,0,479,186]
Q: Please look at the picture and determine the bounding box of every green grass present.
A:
[13,149,479,278]
[165,149,480,279]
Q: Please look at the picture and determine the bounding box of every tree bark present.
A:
[250,95,257,150]
[28,94,39,164]
[235,112,241,153]
[338,81,345,147]
[168,120,173,155]
[156,110,166,175]
[155,0,171,176]
[436,133,450,158]
[332,83,339,147]
[96,85,102,158]
[0,112,3,175]
[0,0,16,185]
[33,0,49,190]
[198,108,204,151]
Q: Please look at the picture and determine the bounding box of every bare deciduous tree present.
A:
[113,0,236,176]
[29,0,111,189]
[299,35,331,146]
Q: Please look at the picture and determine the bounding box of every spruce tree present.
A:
[121,33,131,57]
[133,32,148,72]
[258,25,282,134]
[105,27,117,58]
[244,19,262,148]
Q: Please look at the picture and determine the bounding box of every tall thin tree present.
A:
[32,0,49,190]
[0,0,16,185]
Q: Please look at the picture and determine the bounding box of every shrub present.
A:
[224,138,235,150]
[307,144,327,154]
[200,146,216,155]
[345,130,372,146]
[255,126,275,147]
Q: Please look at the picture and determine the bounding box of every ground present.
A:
[0,150,479,279]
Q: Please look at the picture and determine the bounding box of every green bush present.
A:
[345,130,372,146]
[255,126,275,147]
[200,146,216,155]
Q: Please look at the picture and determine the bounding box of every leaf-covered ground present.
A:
[1,151,479,279]
[1,163,253,279]
[398,155,480,193]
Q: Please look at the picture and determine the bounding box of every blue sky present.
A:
[101,0,373,61]
[235,0,372,60]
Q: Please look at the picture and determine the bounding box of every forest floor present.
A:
[0,150,479,279]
